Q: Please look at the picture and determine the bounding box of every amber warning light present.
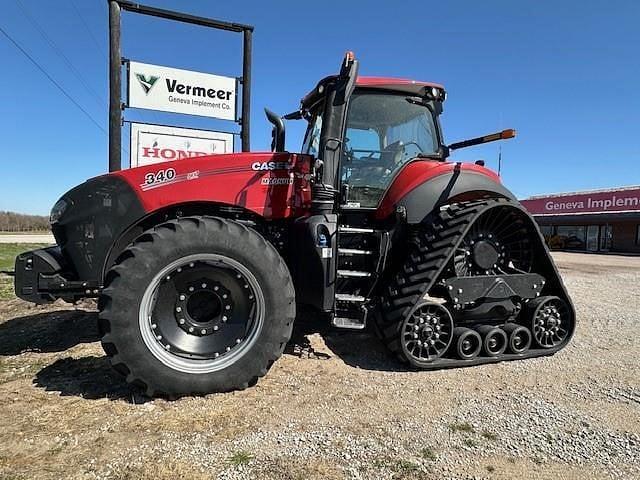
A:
[448,128,517,151]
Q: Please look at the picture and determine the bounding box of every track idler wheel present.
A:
[528,296,573,349]
[475,325,508,357]
[502,323,532,354]
[400,301,454,366]
[452,327,482,360]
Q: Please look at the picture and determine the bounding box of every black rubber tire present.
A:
[503,323,532,354]
[98,216,295,397]
[475,325,508,357]
[452,327,482,360]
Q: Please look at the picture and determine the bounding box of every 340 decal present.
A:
[143,168,176,186]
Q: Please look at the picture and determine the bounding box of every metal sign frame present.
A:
[108,0,254,172]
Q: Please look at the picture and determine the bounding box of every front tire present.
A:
[98,217,295,397]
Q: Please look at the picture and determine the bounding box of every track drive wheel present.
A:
[99,217,295,397]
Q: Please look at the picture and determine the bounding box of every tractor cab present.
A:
[288,55,448,213]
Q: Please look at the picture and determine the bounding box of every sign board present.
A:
[130,123,233,167]
[521,187,640,216]
[128,61,237,120]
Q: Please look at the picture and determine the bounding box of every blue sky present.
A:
[0,0,638,215]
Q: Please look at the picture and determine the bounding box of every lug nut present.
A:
[201,283,207,288]
[179,294,186,301]
[236,339,242,344]
[179,318,185,325]
[176,306,182,312]
[226,346,231,352]
[200,329,206,334]
[225,305,231,310]
[223,294,228,299]
[188,327,194,333]
[189,286,195,292]
[177,267,182,273]
[189,263,194,268]
[213,325,219,331]
[151,323,157,329]
[222,316,228,322]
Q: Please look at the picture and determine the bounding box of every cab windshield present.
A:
[341,91,439,208]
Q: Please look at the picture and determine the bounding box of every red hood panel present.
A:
[111,152,313,218]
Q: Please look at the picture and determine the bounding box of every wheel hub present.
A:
[472,240,500,271]
[174,279,233,337]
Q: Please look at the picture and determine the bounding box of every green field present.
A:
[0,243,48,300]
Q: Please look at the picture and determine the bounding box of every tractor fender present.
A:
[376,162,516,224]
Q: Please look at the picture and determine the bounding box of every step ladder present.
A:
[332,225,388,330]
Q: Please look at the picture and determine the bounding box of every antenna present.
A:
[498,144,502,176]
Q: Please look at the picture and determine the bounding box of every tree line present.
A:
[0,211,50,232]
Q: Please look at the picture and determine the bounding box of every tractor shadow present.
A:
[0,307,142,402]
[286,308,407,372]
[0,308,99,355]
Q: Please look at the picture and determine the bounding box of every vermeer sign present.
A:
[521,188,640,215]
[128,61,236,120]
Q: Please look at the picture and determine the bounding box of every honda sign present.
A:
[130,123,233,168]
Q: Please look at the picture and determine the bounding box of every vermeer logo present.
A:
[135,73,159,94]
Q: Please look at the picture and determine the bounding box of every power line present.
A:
[0,23,107,135]
[15,0,106,107]
[69,0,106,55]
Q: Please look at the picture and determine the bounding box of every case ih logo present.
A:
[135,73,160,94]
[521,187,640,215]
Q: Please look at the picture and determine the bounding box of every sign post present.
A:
[107,0,254,172]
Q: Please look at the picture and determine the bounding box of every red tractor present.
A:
[14,53,574,397]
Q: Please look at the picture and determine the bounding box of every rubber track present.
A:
[379,199,506,358]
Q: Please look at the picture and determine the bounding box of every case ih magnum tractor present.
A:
[14,54,574,397]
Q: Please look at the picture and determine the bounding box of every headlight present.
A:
[50,198,68,224]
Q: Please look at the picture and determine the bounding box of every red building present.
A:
[520,186,640,254]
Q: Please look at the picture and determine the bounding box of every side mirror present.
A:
[264,108,286,152]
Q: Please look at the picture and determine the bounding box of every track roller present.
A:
[475,325,508,357]
[502,323,532,354]
[452,327,482,360]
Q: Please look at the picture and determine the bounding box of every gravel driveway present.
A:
[0,252,638,479]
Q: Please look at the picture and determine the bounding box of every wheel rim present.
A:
[531,297,571,349]
[139,253,265,374]
[401,303,453,363]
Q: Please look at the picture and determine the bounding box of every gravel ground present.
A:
[0,252,638,480]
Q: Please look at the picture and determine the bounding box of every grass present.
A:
[448,421,475,434]
[486,465,496,473]
[0,243,48,300]
[481,430,499,441]
[228,450,253,466]
[463,438,479,448]
[420,446,437,461]
[0,243,48,271]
